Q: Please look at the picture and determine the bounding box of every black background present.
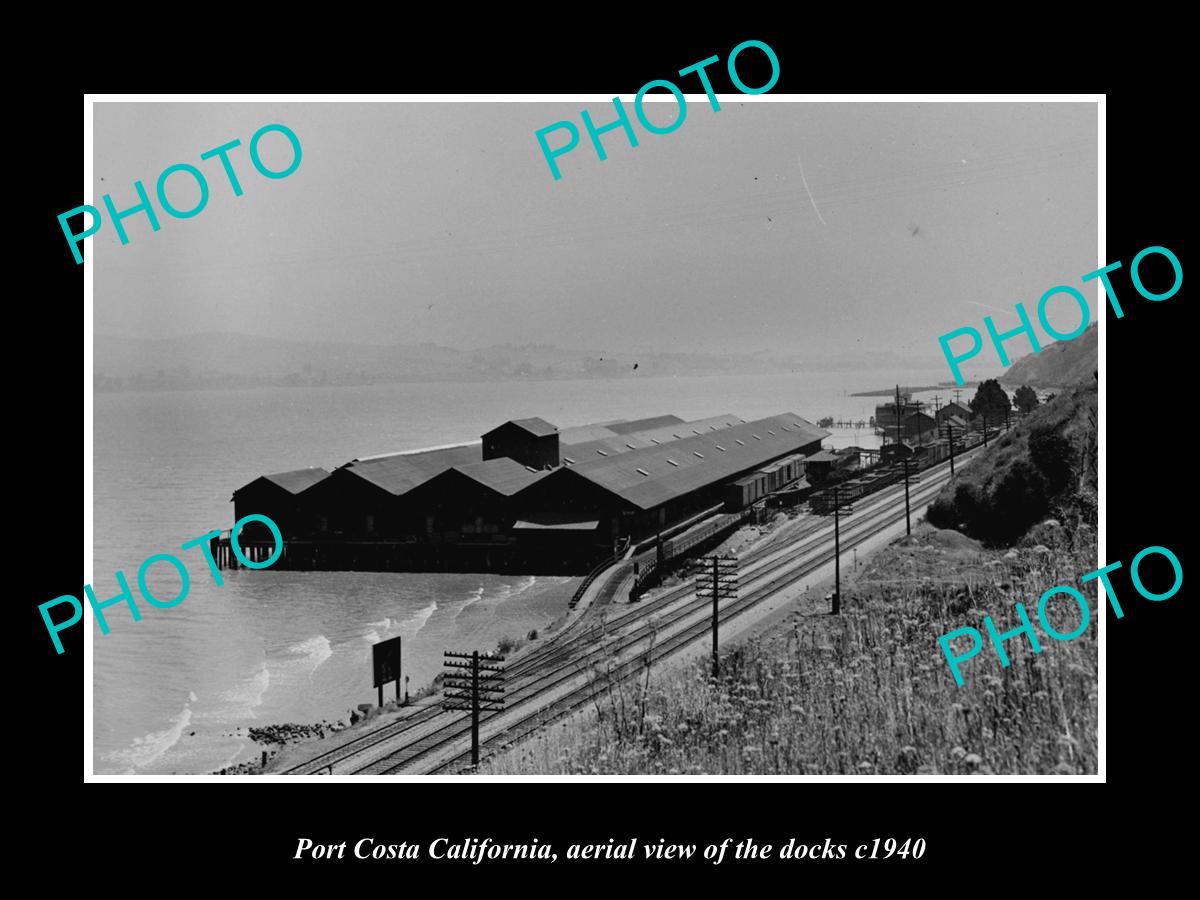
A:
[23,24,1187,886]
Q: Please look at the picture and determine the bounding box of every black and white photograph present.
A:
[84,97,1103,780]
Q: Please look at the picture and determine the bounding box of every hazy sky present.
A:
[93,101,1097,366]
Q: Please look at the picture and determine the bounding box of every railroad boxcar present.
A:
[724,472,766,512]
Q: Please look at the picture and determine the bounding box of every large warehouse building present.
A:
[230,411,828,572]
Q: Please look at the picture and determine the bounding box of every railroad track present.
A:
[282,446,981,775]
[419,475,963,774]
[366,453,977,774]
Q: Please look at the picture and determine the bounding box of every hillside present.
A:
[476,387,1100,776]
[926,383,1098,545]
[1002,323,1097,387]
[481,523,1097,776]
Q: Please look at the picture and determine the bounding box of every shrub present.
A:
[984,459,1049,543]
[1029,428,1074,495]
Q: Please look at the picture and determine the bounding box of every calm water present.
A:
[92,370,947,774]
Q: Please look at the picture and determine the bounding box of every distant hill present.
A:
[1002,323,1097,388]
[93,332,800,392]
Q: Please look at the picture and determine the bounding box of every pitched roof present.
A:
[343,444,482,495]
[637,414,744,443]
[260,467,330,494]
[561,414,743,463]
[606,415,684,434]
[558,424,620,445]
[562,414,827,509]
[492,417,558,438]
[558,414,686,445]
[453,458,549,495]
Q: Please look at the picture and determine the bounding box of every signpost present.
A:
[372,635,403,708]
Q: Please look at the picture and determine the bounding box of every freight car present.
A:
[723,470,770,511]
[758,453,806,492]
[723,453,809,512]
[660,514,743,559]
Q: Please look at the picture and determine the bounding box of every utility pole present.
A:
[953,387,963,404]
[833,486,842,613]
[982,413,988,448]
[813,486,855,615]
[901,456,920,536]
[941,421,956,476]
[443,650,505,769]
[894,384,902,446]
[692,555,738,677]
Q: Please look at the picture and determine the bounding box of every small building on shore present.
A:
[904,411,937,443]
[935,401,971,424]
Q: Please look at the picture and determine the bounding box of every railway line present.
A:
[414,456,976,774]
[279,443,981,775]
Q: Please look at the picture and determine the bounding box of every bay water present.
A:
[92,370,947,774]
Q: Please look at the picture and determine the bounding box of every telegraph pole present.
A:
[901,456,921,536]
[813,485,855,614]
[443,650,505,769]
[941,421,956,476]
[692,555,738,677]
[894,384,907,446]
[833,486,842,613]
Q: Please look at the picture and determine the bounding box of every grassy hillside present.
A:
[926,384,1097,545]
[478,385,1099,776]
[481,526,1097,776]
[1002,323,1096,387]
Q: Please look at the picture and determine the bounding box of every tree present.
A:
[1014,385,1039,415]
[1029,427,1074,495]
[969,379,1012,421]
[987,459,1049,543]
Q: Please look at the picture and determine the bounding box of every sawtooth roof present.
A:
[261,468,330,494]
[234,467,330,498]
[452,458,549,495]
[343,444,483,495]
